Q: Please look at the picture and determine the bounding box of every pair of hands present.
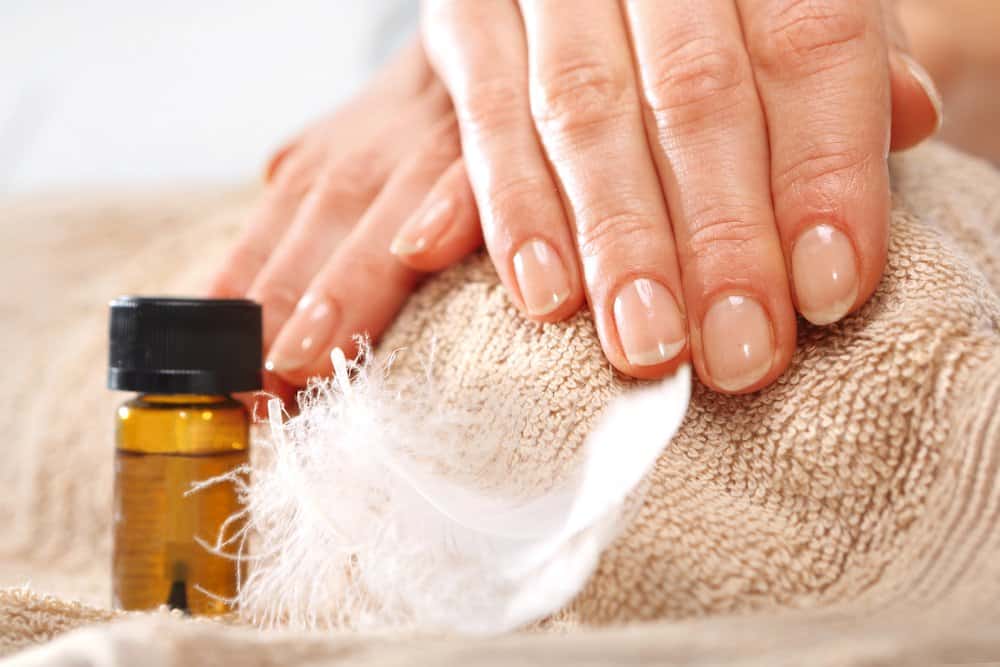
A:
[210,0,942,397]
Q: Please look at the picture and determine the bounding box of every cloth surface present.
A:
[2,142,1000,664]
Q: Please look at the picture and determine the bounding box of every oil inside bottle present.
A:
[113,395,248,615]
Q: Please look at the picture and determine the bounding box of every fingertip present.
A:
[390,159,482,272]
[519,288,586,324]
[889,51,944,151]
[390,205,482,271]
[609,348,691,382]
[689,292,797,396]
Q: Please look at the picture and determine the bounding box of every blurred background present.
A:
[0,0,414,194]
[0,0,996,197]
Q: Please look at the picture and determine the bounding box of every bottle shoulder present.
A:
[124,394,244,410]
[116,394,249,455]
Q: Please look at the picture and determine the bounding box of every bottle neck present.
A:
[137,394,232,405]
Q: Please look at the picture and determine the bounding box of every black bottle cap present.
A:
[108,297,262,394]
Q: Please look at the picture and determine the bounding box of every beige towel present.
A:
[2,142,999,665]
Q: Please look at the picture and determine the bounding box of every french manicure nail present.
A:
[390,197,455,257]
[791,224,859,326]
[512,238,571,317]
[613,278,686,367]
[702,295,774,392]
[900,53,944,132]
[265,293,338,373]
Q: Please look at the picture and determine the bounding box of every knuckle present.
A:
[531,58,631,136]
[684,209,767,264]
[230,238,271,274]
[269,154,317,200]
[344,249,415,294]
[576,209,656,261]
[249,279,299,313]
[487,176,550,226]
[641,36,748,122]
[457,77,526,136]
[312,152,386,207]
[413,118,461,168]
[772,142,872,205]
[212,241,269,297]
[425,0,482,32]
[749,0,868,78]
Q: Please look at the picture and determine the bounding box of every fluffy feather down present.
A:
[202,343,690,634]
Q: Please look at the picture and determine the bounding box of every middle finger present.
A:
[624,0,797,393]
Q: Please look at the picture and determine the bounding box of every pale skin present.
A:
[210,0,951,399]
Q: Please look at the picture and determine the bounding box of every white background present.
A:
[0,1,415,194]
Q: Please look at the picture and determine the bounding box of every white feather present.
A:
[217,342,691,634]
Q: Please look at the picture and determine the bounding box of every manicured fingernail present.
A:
[791,224,859,326]
[613,278,685,367]
[702,295,773,392]
[265,293,338,373]
[390,197,455,256]
[900,53,943,132]
[512,239,571,317]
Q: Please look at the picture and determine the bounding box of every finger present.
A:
[265,118,463,385]
[423,0,585,322]
[518,0,688,378]
[238,373,298,423]
[390,158,483,272]
[208,38,443,300]
[741,0,891,328]
[263,139,299,185]
[207,152,322,298]
[624,0,795,392]
[883,2,943,151]
[246,83,451,350]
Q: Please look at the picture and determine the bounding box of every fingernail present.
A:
[390,197,454,256]
[613,278,686,367]
[512,239,571,317]
[702,295,774,392]
[265,293,338,373]
[791,224,859,326]
[900,53,944,133]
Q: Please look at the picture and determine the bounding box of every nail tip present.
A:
[800,310,847,327]
[390,238,425,257]
[625,340,686,368]
[900,53,944,134]
[799,293,857,327]
[526,288,572,317]
[713,362,772,393]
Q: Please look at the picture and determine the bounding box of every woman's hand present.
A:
[208,41,480,390]
[397,0,941,393]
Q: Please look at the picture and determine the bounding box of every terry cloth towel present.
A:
[2,142,1000,665]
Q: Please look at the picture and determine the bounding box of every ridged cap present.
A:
[108,297,262,394]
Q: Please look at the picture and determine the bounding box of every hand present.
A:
[396,0,942,393]
[208,41,481,390]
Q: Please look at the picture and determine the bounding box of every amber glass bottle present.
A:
[108,297,261,615]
